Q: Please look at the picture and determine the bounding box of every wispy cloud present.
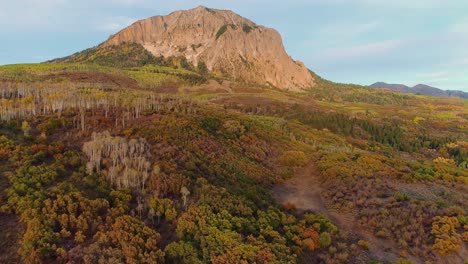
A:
[450,18,468,34]
[226,0,467,9]
[97,16,138,32]
[322,39,404,59]
[446,56,468,67]
[416,71,451,79]
[319,20,381,36]
[352,0,467,9]
[0,0,68,30]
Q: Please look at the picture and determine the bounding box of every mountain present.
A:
[370,82,468,99]
[100,6,315,91]
[370,82,411,93]
[3,6,468,264]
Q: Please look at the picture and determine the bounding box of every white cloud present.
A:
[228,0,467,8]
[0,0,67,30]
[351,0,467,9]
[322,39,404,59]
[446,56,468,67]
[450,18,468,34]
[319,20,381,36]
[416,71,451,79]
[97,16,138,32]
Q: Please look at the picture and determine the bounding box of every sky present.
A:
[1,0,468,91]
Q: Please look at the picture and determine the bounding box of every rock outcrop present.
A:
[102,6,315,91]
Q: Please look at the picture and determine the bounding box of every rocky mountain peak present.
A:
[102,6,315,91]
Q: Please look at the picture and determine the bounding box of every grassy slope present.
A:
[0,56,467,263]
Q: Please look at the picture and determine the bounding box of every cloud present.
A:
[412,71,454,86]
[446,57,468,67]
[351,0,467,9]
[318,20,381,36]
[321,39,404,59]
[104,0,151,5]
[450,18,468,34]
[225,0,467,8]
[97,16,138,32]
[416,71,451,79]
[397,67,468,89]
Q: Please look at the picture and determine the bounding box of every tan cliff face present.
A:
[102,6,315,91]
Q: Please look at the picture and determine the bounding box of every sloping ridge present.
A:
[102,6,315,91]
[370,82,468,99]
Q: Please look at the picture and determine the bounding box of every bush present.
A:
[242,24,253,33]
[393,191,410,202]
[357,239,369,249]
[197,61,208,76]
[216,25,228,40]
[279,151,308,167]
[318,232,332,248]
[200,117,221,134]
[431,216,462,255]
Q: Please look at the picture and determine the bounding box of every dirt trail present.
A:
[273,161,414,264]
[273,162,326,213]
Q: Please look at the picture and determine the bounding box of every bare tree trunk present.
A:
[80,108,85,132]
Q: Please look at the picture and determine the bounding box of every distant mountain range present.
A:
[369,82,468,99]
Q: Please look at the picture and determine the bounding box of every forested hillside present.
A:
[0,46,467,264]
